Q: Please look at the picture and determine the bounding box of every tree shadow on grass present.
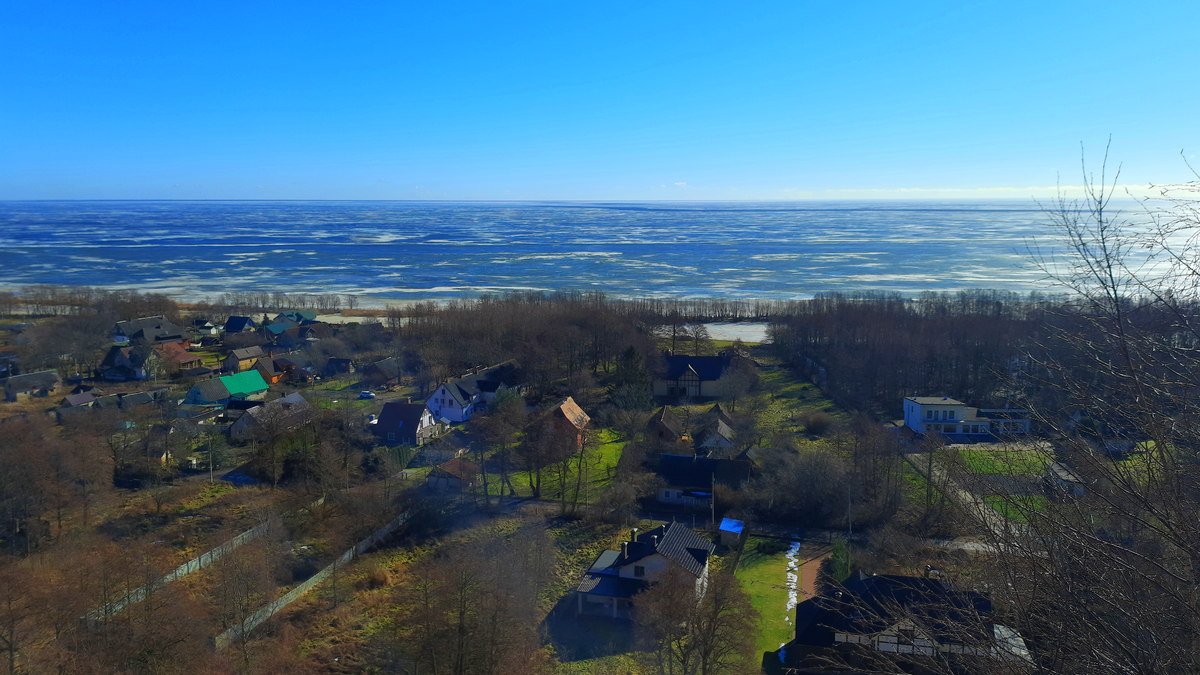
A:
[541,595,643,663]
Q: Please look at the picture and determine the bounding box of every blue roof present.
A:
[719,517,744,534]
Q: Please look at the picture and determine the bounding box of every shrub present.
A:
[800,411,833,436]
[364,566,391,589]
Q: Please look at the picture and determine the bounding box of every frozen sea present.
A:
[0,201,1057,304]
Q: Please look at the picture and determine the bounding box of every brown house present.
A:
[648,406,685,443]
[427,458,480,490]
[253,357,285,384]
[153,342,202,371]
[552,396,591,449]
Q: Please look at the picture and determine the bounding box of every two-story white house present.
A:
[903,396,1030,436]
[426,360,520,423]
[575,522,714,619]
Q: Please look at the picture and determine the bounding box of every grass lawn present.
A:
[479,429,625,503]
[735,536,796,656]
[952,444,1048,477]
[192,350,222,368]
[756,368,849,443]
[982,495,1049,523]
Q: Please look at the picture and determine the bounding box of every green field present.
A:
[734,536,796,656]
[953,444,1048,477]
[982,495,1049,522]
[477,428,625,503]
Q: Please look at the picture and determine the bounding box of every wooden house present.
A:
[222,346,264,373]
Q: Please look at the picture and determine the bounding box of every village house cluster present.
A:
[1,309,1058,674]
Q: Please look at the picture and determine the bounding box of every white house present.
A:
[575,522,714,619]
[902,396,1030,436]
[426,361,519,423]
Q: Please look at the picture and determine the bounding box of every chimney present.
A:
[407,397,412,404]
[631,528,638,542]
[622,541,628,557]
[652,535,659,548]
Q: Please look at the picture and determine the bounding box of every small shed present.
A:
[427,458,480,490]
[719,517,746,547]
[1047,461,1086,497]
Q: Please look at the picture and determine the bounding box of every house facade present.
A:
[653,352,749,399]
[362,357,402,387]
[552,396,590,449]
[648,406,684,444]
[902,396,1031,437]
[575,522,715,619]
[764,574,1031,674]
[223,346,264,373]
[5,370,63,402]
[153,342,202,371]
[229,392,313,441]
[223,316,257,334]
[426,360,520,423]
[655,454,751,509]
[99,345,162,381]
[373,401,438,446]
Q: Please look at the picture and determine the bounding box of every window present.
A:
[387,433,395,441]
[634,566,645,578]
[926,410,933,419]
[948,410,956,420]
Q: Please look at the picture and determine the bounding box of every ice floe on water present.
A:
[0,201,1054,302]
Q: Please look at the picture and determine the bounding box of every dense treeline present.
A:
[767,289,1063,415]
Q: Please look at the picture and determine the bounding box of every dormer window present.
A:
[634,566,645,578]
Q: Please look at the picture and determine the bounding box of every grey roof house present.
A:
[5,370,63,402]
[112,316,186,345]
[655,454,751,509]
[373,401,438,447]
[764,574,1031,673]
[576,522,715,619]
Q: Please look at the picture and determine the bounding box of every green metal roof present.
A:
[219,371,268,397]
[266,323,290,335]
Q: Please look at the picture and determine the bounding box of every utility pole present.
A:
[847,486,852,537]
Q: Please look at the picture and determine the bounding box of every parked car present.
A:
[359,391,376,399]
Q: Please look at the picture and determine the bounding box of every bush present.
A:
[800,411,833,436]
[365,566,392,589]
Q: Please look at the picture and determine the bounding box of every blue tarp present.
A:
[719,517,745,534]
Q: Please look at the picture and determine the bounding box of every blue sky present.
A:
[1,1,1197,200]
